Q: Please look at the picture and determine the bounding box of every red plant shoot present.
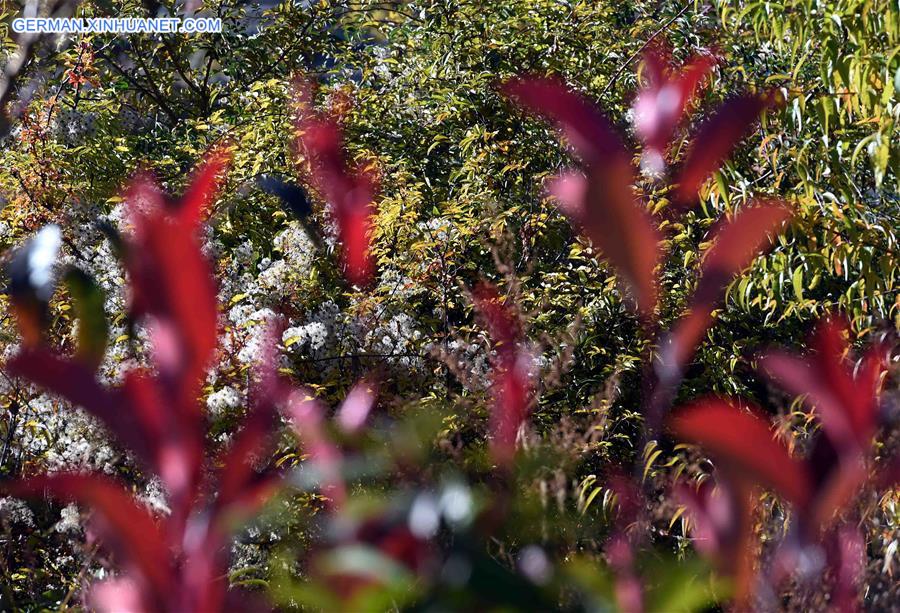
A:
[1,151,293,611]
[472,282,535,468]
[669,315,892,604]
[632,44,715,177]
[295,82,377,287]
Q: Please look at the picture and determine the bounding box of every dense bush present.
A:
[0,1,897,610]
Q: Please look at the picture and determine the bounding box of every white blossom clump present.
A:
[233,308,278,364]
[138,478,171,515]
[283,321,329,353]
[54,503,81,533]
[280,300,362,365]
[17,394,118,475]
[0,497,35,527]
[206,386,243,417]
[442,338,492,390]
[365,312,423,368]
[256,222,315,296]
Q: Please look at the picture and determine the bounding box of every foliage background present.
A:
[0,0,897,609]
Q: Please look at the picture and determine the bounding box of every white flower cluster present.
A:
[372,44,393,80]
[227,306,278,365]
[282,320,329,353]
[216,222,314,334]
[279,300,362,375]
[366,312,423,368]
[54,503,81,533]
[0,496,35,527]
[16,394,118,474]
[444,338,492,390]
[137,478,171,515]
[206,385,242,417]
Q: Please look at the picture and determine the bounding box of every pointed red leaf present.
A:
[759,352,861,455]
[669,398,811,507]
[503,77,662,315]
[696,200,793,287]
[501,75,625,164]
[3,474,173,599]
[633,45,715,170]
[547,168,661,317]
[759,316,884,452]
[653,201,793,421]
[177,147,231,229]
[471,282,522,355]
[674,93,777,208]
[490,352,536,467]
[124,161,221,399]
[121,371,203,509]
[808,453,869,532]
[297,88,376,287]
[472,282,535,466]
[810,317,882,444]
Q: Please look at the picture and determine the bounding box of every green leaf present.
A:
[65,268,108,369]
[791,266,804,301]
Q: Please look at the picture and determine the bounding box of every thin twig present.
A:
[599,3,693,98]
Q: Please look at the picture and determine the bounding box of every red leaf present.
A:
[177,147,231,228]
[671,200,792,335]
[669,398,811,507]
[759,316,884,452]
[757,316,887,530]
[633,45,715,171]
[696,200,793,287]
[471,282,534,466]
[674,93,776,207]
[808,454,869,532]
[653,201,793,420]
[759,352,861,455]
[810,317,882,444]
[501,75,625,164]
[121,372,203,516]
[490,352,535,467]
[3,474,173,600]
[297,89,376,287]
[607,534,644,613]
[124,160,221,400]
[503,77,662,315]
[547,169,661,317]
[471,282,521,354]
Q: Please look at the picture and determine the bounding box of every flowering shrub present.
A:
[0,2,897,611]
